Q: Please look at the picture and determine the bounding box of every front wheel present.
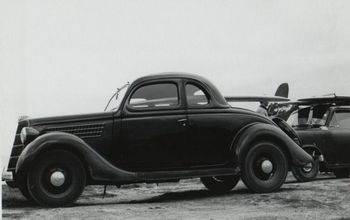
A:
[201,175,240,193]
[27,150,86,207]
[291,151,319,182]
[241,141,288,193]
[18,175,34,202]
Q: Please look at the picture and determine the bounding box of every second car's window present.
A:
[129,83,179,109]
[186,83,209,106]
[329,111,350,129]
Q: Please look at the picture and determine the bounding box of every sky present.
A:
[1,0,350,167]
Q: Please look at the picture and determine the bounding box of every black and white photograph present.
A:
[1,0,350,219]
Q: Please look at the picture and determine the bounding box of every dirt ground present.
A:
[2,173,350,220]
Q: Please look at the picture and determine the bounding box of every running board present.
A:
[136,167,239,181]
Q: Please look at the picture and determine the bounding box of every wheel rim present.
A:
[261,160,273,174]
[253,156,276,181]
[41,165,72,195]
[301,163,313,173]
[50,171,66,187]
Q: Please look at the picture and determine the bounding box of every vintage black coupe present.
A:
[286,96,350,181]
[4,73,312,207]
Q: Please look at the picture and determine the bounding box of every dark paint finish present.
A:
[8,72,312,187]
[294,106,350,170]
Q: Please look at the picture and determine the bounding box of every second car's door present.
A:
[119,80,188,172]
[327,108,350,165]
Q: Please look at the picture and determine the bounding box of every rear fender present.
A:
[232,123,313,167]
[16,132,136,183]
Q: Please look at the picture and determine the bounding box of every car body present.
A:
[286,97,350,181]
[4,72,312,207]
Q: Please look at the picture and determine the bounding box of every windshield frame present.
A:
[104,82,130,112]
[287,105,330,128]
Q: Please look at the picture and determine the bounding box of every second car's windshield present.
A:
[287,105,329,127]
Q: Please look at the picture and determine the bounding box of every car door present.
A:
[185,81,233,167]
[327,108,350,165]
[118,80,188,172]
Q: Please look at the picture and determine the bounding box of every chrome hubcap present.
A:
[50,171,65,187]
[302,163,313,173]
[261,160,273,174]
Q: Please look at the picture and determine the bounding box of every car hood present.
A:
[23,111,114,127]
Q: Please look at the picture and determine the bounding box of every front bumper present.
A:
[2,170,13,182]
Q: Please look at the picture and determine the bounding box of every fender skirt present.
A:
[233,123,313,167]
[16,132,137,183]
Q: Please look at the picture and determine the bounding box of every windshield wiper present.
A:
[104,82,129,111]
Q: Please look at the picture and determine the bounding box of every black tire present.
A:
[18,179,34,202]
[291,150,319,182]
[15,173,34,202]
[201,175,240,193]
[27,150,86,207]
[5,181,17,188]
[333,169,349,178]
[241,141,288,193]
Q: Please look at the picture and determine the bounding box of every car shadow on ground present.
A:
[2,198,38,209]
[285,175,337,184]
[75,187,301,207]
[2,187,297,208]
[2,175,342,208]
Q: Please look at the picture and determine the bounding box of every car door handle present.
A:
[177,118,188,126]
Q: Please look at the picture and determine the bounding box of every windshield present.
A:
[104,83,129,111]
[287,105,329,128]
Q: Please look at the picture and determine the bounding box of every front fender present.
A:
[233,123,313,167]
[16,132,136,183]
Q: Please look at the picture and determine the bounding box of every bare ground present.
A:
[2,173,350,220]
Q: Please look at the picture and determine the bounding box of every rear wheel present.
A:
[333,169,349,178]
[27,150,86,207]
[241,141,288,193]
[201,175,240,193]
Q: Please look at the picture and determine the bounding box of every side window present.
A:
[128,83,179,110]
[186,83,209,106]
[310,106,329,126]
[329,111,350,129]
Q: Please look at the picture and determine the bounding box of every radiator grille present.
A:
[7,122,28,172]
[44,123,105,139]
[7,122,104,173]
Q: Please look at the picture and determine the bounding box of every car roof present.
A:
[133,72,211,84]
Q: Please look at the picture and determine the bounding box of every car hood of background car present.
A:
[23,111,114,127]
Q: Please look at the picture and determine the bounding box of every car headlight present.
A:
[20,127,39,144]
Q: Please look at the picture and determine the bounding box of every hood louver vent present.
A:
[44,123,105,139]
